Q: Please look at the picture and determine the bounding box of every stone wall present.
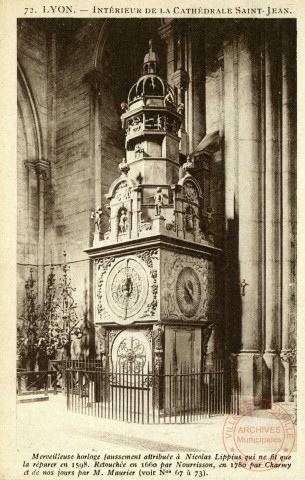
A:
[17,20,48,317]
[17,19,126,322]
[49,20,124,312]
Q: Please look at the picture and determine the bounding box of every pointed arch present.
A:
[92,19,113,71]
[17,60,43,160]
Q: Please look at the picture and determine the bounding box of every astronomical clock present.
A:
[85,41,220,377]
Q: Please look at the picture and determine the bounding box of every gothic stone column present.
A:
[171,68,189,164]
[223,32,240,363]
[263,24,282,402]
[281,21,297,402]
[24,159,50,304]
[83,68,111,340]
[83,68,111,244]
[158,21,176,83]
[235,27,264,404]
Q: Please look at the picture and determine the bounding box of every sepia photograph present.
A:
[0,7,300,479]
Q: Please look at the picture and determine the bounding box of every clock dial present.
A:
[176,267,201,317]
[106,258,149,320]
[111,264,142,312]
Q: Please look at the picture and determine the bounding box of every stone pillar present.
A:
[281,22,297,401]
[36,162,49,304]
[186,24,194,153]
[94,89,102,232]
[235,27,263,403]
[263,25,282,401]
[24,159,49,304]
[24,160,33,263]
[46,31,57,267]
[158,21,176,83]
[171,68,189,162]
[191,23,206,150]
[83,69,109,244]
[160,20,193,154]
[223,35,240,364]
[223,39,236,229]
[217,54,224,140]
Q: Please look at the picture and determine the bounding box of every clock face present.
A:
[106,258,149,320]
[176,267,201,317]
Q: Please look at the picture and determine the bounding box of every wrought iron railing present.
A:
[48,359,68,392]
[66,360,231,424]
[17,370,58,396]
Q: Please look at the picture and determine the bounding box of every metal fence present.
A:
[49,359,67,392]
[17,370,58,397]
[66,359,231,424]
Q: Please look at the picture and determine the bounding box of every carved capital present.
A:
[23,159,36,170]
[24,159,50,179]
[158,21,175,43]
[280,348,297,366]
[36,160,50,179]
[83,67,110,98]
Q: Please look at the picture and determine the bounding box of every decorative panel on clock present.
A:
[95,249,159,325]
[160,250,215,323]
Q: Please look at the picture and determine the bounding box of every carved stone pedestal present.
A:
[93,231,103,246]
[152,216,166,234]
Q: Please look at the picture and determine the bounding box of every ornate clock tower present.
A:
[86,41,220,379]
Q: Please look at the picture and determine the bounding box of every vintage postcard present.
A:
[0,0,303,478]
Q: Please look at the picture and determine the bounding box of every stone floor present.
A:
[17,395,225,453]
[16,394,298,453]
[11,394,299,480]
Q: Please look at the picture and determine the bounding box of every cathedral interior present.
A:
[17,18,296,409]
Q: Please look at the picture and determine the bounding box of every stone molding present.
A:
[85,233,222,261]
[23,158,50,178]
[18,60,43,160]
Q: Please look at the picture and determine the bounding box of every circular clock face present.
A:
[176,267,201,317]
[106,258,149,320]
